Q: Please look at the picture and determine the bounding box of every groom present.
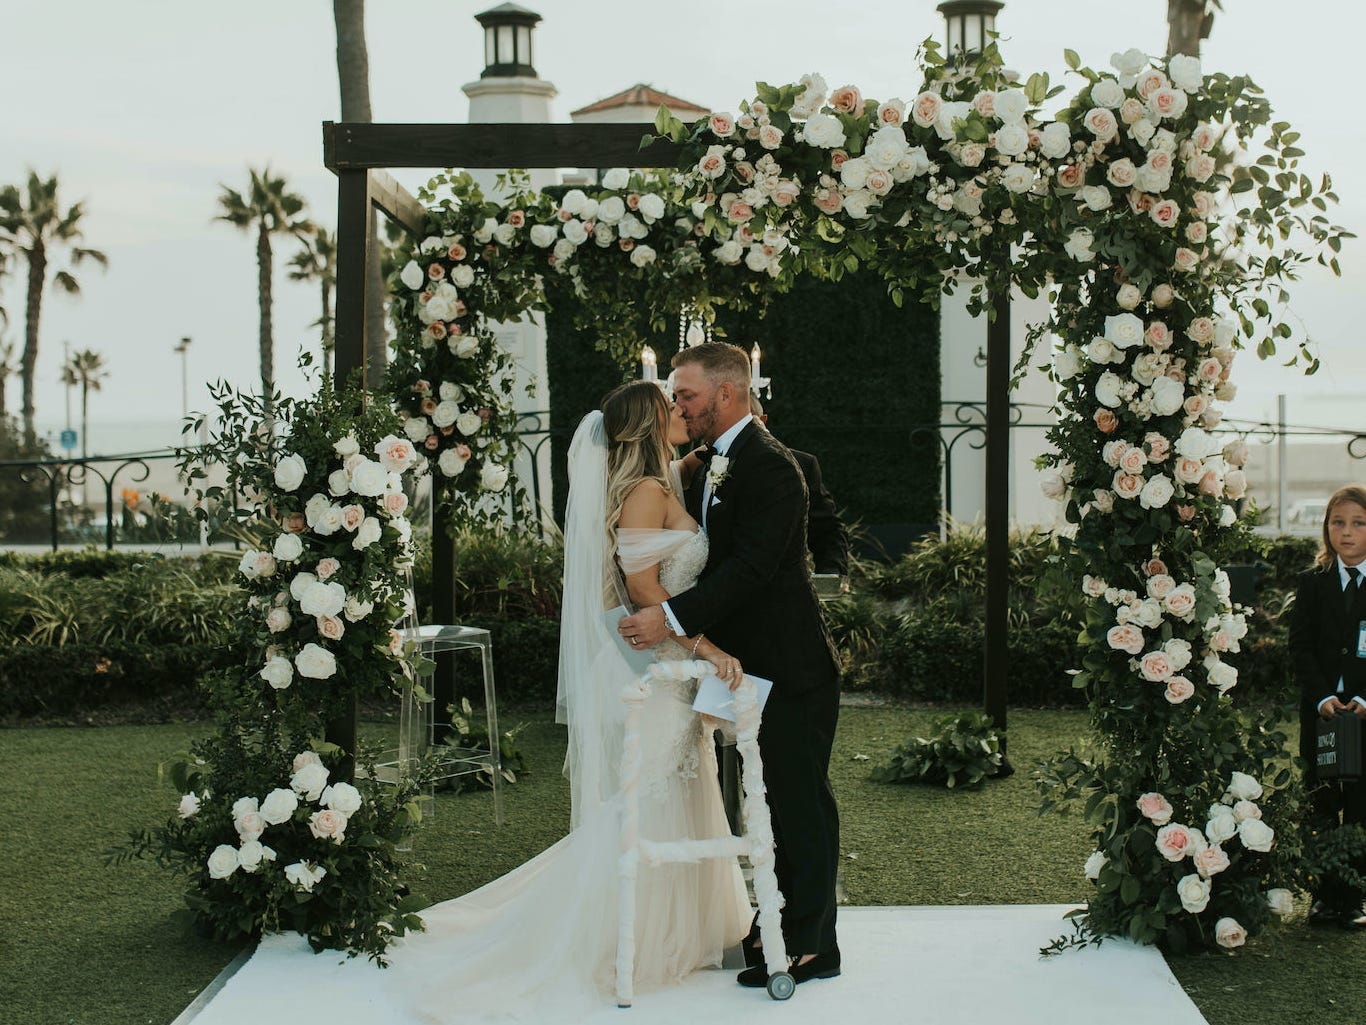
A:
[618,341,842,986]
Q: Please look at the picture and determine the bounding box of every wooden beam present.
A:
[334,169,369,391]
[324,121,682,170]
[367,169,428,237]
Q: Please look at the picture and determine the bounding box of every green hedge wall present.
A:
[543,265,941,531]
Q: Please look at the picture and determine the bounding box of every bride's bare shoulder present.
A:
[618,478,668,528]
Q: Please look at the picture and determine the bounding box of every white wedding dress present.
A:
[390,525,750,1023]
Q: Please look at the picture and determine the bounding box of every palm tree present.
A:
[288,224,338,380]
[61,348,107,458]
[1167,0,1220,56]
[333,0,388,390]
[216,168,309,414]
[0,336,16,420]
[0,172,109,446]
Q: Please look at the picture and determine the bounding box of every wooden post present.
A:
[984,260,1011,764]
[325,166,370,781]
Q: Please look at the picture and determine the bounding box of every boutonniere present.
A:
[706,454,731,491]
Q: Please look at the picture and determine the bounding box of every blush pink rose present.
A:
[1174,247,1200,272]
[1150,199,1180,228]
[829,85,863,115]
[1136,69,1169,99]
[727,200,754,224]
[383,491,409,517]
[1143,557,1169,577]
[506,210,525,228]
[1176,504,1196,522]
[317,615,345,641]
[1055,163,1085,190]
[1139,650,1174,682]
[1145,434,1171,462]
[1107,624,1145,655]
[911,91,943,128]
[709,112,735,137]
[1083,107,1118,141]
[1165,676,1195,703]
[1146,573,1176,599]
[309,808,348,843]
[1094,408,1119,434]
[1155,822,1195,861]
[1119,447,1148,474]
[1194,845,1230,878]
[1174,456,1205,485]
[1185,221,1208,244]
[1113,471,1144,500]
[815,189,843,215]
[1145,321,1172,350]
[426,262,445,281]
[1137,792,1174,824]
[340,505,365,532]
[316,557,341,580]
[446,243,466,261]
[1184,395,1208,418]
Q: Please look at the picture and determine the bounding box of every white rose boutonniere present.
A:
[706,454,731,491]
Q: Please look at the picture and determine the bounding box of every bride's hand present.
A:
[697,639,743,691]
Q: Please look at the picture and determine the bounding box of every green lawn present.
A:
[1,707,1361,1025]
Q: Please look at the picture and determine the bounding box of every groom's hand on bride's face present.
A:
[619,605,669,648]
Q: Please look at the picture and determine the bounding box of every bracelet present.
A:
[690,634,705,657]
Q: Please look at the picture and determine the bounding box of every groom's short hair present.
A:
[672,341,750,391]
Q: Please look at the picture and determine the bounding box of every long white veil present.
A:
[556,410,632,827]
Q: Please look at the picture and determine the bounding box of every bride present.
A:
[392,380,750,1022]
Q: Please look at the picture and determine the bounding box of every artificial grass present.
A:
[1,707,1362,1025]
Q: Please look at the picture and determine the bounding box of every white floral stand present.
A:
[615,659,794,1006]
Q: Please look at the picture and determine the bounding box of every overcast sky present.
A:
[3,0,1363,453]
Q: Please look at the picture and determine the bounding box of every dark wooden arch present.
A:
[322,120,1012,768]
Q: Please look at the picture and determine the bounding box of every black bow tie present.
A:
[694,444,716,466]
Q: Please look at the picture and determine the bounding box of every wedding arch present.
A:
[141,40,1348,960]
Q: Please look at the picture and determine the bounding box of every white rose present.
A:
[630,244,657,268]
[602,167,630,190]
[637,193,666,222]
[1177,873,1211,913]
[294,642,337,681]
[321,781,363,815]
[596,195,625,224]
[1095,372,1123,408]
[1053,345,1081,380]
[290,760,330,801]
[1090,78,1125,108]
[522,223,554,248]
[1085,337,1117,364]
[481,463,509,492]
[1175,427,1215,459]
[1039,470,1067,501]
[1205,655,1238,693]
[866,126,910,169]
[456,411,483,437]
[400,259,425,291]
[327,468,351,498]
[272,532,303,562]
[284,861,327,892]
[260,655,293,690]
[1104,313,1144,349]
[562,219,588,246]
[273,453,307,493]
[1206,804,1237,844]
[1139,474,1174,509]
[352,516,383,551]
[237,839,276,873]
[713,239,743,264]
[266,606,291,633]
[402,417,430,442]
[430,400,460,429]
[178,793,201,819]
[1084,851,1108,880]
[1063,229,1095,262]
[994,124,1029,157]
[843,191,874,220]
[1130,118,1156,146]
[314,504,344,536]
[1215,917,1246,949]
[450,264,474,288]
[1112,48,1149,79]
[993,89,1027,124]
[343,596,374,622]
[1040,122,1071,159]
[803,112,847,148]
[1149,377,1185,416]
[1002,163,1035,194]
[1080,185,1113,211]
[1226,771,1263,802]
[437,447,469,477]
[1265,889,1294,917]
[349,459,388,497]
[1168,54,1203,92]
[437,382,462,402]
[492,223,517,246]
[207,844,240,880]
[299,580,345,618]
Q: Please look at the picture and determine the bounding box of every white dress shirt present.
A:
[661,415,753,637]
[1318,554,1366,713]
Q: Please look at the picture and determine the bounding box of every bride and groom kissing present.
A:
[388,341,841,1021]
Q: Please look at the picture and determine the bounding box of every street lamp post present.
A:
[174,337,191,420]
[936,0,1004,56]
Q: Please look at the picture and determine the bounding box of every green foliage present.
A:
[871,711,1003,788]
[437,697,530,793]
[1300,823,1366,896]
[0,415,55,542]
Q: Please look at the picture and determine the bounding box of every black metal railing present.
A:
[5,404,1366,550]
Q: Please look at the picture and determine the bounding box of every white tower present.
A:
[462,3,557,523]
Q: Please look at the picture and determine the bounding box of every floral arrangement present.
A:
[378,41,1347,951]
[115,380,432,960]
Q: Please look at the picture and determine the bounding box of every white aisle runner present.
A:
[180,905,1209,1025]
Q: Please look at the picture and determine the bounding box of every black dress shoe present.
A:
[737,946,841,988]
[1340,905,1366,929]
[740,931,764,968]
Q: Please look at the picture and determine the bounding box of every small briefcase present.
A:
[1316,713,1363,781]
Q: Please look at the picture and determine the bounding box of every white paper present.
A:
[603,605,656,675]
[691,672,773,722]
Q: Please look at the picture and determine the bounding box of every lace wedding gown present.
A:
[392,526,749,1023]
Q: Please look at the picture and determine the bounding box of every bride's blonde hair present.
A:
[601,381,674,550]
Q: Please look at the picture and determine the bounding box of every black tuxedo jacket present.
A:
[1289,566,1366,768]
[790,448,849,577]
[670,420,840,700]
